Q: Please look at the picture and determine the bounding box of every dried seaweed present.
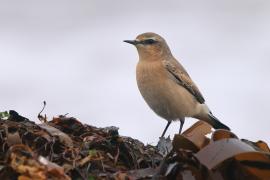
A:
[0,111,269,179]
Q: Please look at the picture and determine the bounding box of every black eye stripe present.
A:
[142,39,157,44]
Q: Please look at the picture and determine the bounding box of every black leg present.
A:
[161,121,171,137]
[179,118,185,134]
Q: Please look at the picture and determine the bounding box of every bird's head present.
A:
[124,32,172,60]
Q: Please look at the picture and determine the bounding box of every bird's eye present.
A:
[143,39,156,45]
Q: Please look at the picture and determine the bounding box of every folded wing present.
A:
[162,59,205,104]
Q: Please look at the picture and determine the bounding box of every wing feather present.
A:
[162,59,205,104]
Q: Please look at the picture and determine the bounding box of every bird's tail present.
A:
[208,113,230,131]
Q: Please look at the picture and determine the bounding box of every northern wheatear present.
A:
[124,32,230,137]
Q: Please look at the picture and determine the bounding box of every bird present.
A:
[124,32,230,137]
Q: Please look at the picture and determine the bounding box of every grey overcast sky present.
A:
[0,0,269,144]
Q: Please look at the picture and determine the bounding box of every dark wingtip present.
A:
[208,114,231,131]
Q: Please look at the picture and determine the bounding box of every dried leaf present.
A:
[38,123,73,147]
[182,121,212,149]
[234,152,270,179]
[195,138,257,169]
[211,129,238,142]
[6,144,70,180]
[38,156,71,180]
[6,131,22,146]
[173,134,199,152]
[255,141,270,153]
[211,151,270,180]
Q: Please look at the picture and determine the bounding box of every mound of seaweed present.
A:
[0,110,269,180]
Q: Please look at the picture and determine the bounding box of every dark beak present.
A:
[123,40,138,45]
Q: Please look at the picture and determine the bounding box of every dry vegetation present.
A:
[0,110,269,180]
